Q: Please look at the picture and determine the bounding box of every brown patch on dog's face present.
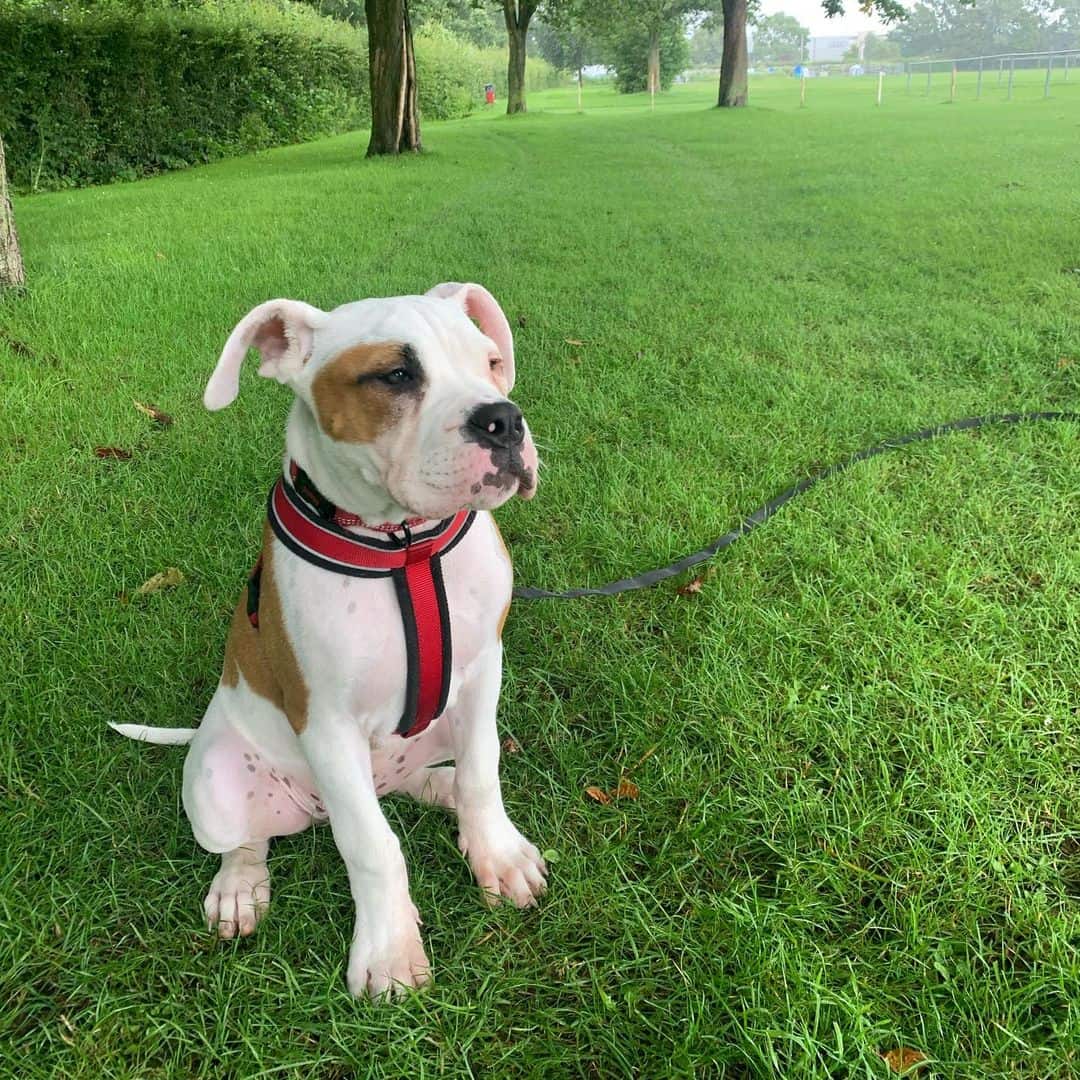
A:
[221,525,310,733]
[311,341,424,444]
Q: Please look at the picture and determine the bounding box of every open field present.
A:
[2,76,1080,1077]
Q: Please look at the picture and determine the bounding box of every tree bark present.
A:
[503,2,537,115]
[718,0,749,108]
[365,0,421,156]
[0,134,24,289]
[647,27,660,97]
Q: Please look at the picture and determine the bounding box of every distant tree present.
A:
[413,0,505,44]
[578,2,720,97]
[752,11,809,61]
[607,15,691,90]
[531,15,599,75]
[887,0,1048,56]
[366,0,421,155]
[842,30,901,59]
[689,19,725,65]
[0,135,24,289]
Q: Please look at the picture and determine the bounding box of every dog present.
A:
[112,282,547,997]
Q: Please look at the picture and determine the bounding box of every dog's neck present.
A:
[284,400,425,528]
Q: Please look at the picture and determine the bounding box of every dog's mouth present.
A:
[469,458,535,501]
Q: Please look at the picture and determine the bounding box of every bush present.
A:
[608,21,690,94]
[0,0,369,190]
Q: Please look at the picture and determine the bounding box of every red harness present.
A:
[248,463,475,740]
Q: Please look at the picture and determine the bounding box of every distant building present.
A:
[808,33,869,62]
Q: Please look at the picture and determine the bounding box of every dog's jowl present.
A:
[112,283,546,998]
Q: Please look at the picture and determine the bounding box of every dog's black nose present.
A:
[466,402,524,450]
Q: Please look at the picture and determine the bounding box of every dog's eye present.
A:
[377,367,413,387]
[489,357,501,371]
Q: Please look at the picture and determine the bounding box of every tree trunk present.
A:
[503,2,536,115]
[365,0,421,156]
[647,27,661,97]
[718,0,749,108]
[0,135,24,289]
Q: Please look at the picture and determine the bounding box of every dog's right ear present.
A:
[204,299,327,410]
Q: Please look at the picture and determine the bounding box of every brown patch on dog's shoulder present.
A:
[311,342,413,444]
[220,526,310,733]
[497,599,511,639]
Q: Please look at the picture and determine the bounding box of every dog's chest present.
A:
[276,513,510,727]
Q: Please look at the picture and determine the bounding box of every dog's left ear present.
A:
[426,282,515,392]
[204,298,328,410]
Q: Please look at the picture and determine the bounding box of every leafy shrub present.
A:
[0,0,369,190]
[608,21,690,94]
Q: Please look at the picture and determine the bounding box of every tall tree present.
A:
[502,1,540,113]
[718,0,750,104]
[365,0,421,155]
[0,135,24,289]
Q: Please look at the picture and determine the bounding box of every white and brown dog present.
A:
[112,282,547,998]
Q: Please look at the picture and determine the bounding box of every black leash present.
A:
[512,411,1079,601]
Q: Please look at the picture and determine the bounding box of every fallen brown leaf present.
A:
[881,1048,927,1075]
[613,778,640,800]
[677,577,704,596]
[584,786,612,805]
[1058,356,1074,369]
[564,338,584,346]
[134,567,185,596]
[517,315,527,329]
[133,400,174,427]
[502,737,520,754]
[93,446,132,460]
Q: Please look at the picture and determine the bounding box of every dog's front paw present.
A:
[459,818,547,908]
[347,914,430,999]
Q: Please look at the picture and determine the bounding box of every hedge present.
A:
[0,3,567,191]
[0,3,368,190]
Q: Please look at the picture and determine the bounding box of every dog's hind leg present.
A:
[182,688,315,937]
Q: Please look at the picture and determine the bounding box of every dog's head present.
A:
[204,283,537,520]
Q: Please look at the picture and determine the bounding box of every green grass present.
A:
[2,75,1080,1078]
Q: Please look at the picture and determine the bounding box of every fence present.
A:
[904,49,1080,101]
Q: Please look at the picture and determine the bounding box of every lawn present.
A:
[2,75,1079,1077]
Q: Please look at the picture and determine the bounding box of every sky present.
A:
[755,0,892,37]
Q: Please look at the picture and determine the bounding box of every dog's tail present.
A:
[108,722,197,746]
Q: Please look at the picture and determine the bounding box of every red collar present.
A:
[259,466,475,738]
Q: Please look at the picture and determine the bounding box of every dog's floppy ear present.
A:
[426,282,515,392]
[204,299,327,410]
